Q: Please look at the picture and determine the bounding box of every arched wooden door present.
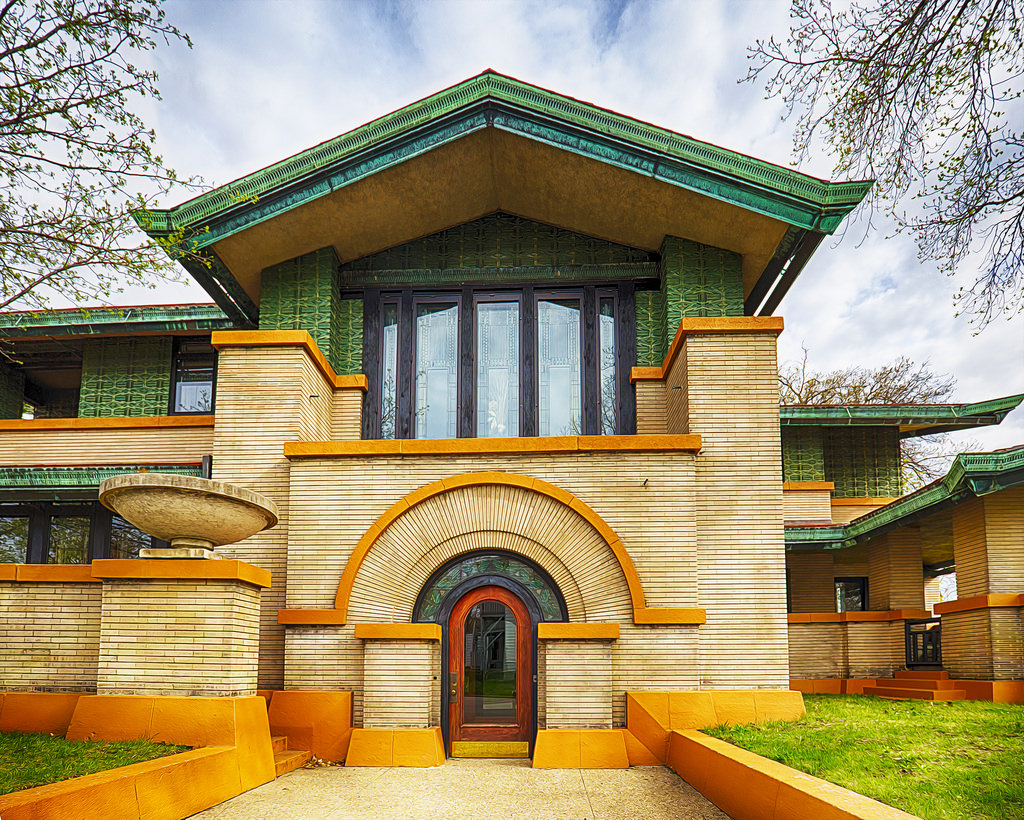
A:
[448,585,532,754]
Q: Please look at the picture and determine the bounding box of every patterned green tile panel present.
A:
[78,338,172,417]
[635,289,666,367]
[661,237,744,323]
[340,213,655,272]
[823,428,902,498]
[261,247,362,374]
[0,362,24,419]
[781,428,825,482]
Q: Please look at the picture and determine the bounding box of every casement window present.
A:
[0,502,166,563]
[170,339,217,415]
[835,577,868,612]
[362,284,635,439]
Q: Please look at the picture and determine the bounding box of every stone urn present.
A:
[98,473,279,559]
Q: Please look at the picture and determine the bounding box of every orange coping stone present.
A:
[933,593,1024,615]
[278,609,347,625]
[284,434,702,459]
[333,472,652,624]
[344,728,444,767]
[537,622,620,641]
[631,316,785,382]
[531,729,629,769]
[211,329,368,392]
[0,415,214,431]
[353,623,442,641]
[8,565,99,583]
[782,481,835,491]
[0,746,241,820]
[788,609,932,623]
[0,692,83,735]
[633,607,707,625]
[91,558,271,588]
[268,690,353,762]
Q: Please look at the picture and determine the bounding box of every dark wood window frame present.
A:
[362,282,636,439]
[835,576,869,612]
[168,338,217,416]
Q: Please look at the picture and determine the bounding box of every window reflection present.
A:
[477,302,519,437]
[463,600,517,724]
[0,516,28,563]
[415,303,458,439]
[381,303,399,439]
[599,297,616,435]
[48,516,90,564]
[538,299,581,436]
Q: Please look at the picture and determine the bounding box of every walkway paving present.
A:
[188,759,731,820]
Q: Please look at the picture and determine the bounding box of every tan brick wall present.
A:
[980,487,1024,594]
[211,343,335,688]
[0,426,212,466]
[788,620,903,679]
[952,498,989,598]
[361,639,440,728]
[0,582,101,691]
[867,531,924,611]
[830,502,890,525]
[788,623,845,679]
[786,551,835,613]
[331,388,363,441]
[543,641,612,729]
[847,621,902,678]
[942,610,993,679]
[677,333,788,689]
[783,488,832,522]
[97,579,260,696]
[634,381,666,435]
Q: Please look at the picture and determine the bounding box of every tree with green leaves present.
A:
[779,351,978,490]
[748,0,1024,325]
[0,0,197,311]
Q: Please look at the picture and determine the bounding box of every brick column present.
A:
[867,529,924,611]
[356,624,440,728]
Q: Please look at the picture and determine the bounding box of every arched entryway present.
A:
[414,551,568,757]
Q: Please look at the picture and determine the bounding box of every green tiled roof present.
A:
[0,304,235,337]
[0,466,202,490]
[780,394,1024,438]
[785,445,1024,549]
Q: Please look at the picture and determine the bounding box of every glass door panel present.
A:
[537,299,581,436]
[463,600,517,724]
[476,302,519,437]
[415,303,458,439]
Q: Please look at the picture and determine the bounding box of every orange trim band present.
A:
[354,623,442,641]
[0,564,99,583]
[537,622,620,640]
[934,594,1024,615]
[286,434,702,459]
[631,316,784,382]
[782,482,835,492]
[0,415,214,431]
[211,330,367,391]
[278,609,347,625]
[632,607,707,625]
[787,609,932,623]
[91,559,271,588]
[333,472,649,625]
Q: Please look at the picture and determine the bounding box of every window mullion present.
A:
[521,286,536,437]
[459,288,473,438]
[397,291,414,439]
[582,286,599,436]
[617,282,636,435]
[362,288,381,439]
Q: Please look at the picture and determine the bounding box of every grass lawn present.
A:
[705,695,1024,820]
[0,731,190,796]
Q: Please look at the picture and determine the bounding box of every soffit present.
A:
[210,128,790,306]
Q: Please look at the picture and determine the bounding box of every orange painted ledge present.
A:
[782,481,835,492]
[211,329,368,392]
[631,316,785,382]
[538,622,620,640]
[333,472,649,625]
[285,434,702,459]
[633,607,706,625]
[91,559,271,588]
[345,727,444,767]
[788,609,931,623]
[0,564,98,583]
[532,729,629,769]
[354,623,442,641]
[278,609,347,625]
[934,593,1024,615]
[0,415,214,431]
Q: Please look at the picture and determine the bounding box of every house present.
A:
[0,72,1021,769]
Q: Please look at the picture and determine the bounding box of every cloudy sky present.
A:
[121,0,1022,449]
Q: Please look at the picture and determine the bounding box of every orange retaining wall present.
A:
[667,730,920,820]
[266,690,353,762]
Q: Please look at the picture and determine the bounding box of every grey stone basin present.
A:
[99,473,279,558]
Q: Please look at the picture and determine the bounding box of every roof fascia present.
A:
[0,304,237,338]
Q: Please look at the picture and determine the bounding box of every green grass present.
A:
[0,731,191,795]
[705,695,1024,820]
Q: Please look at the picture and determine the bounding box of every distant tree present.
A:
[0,0,198,311]
[779,350,978,490]
[747,0,1024,325]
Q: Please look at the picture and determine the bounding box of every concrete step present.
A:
[272,735,289,754]
[894,669,948,680]
[274,749,313,777]
[863,685,965,701]
[883,677,960,690]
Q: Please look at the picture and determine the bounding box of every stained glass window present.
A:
[416,553,563,623]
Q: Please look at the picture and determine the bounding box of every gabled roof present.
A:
[136,71,872,325]
[781,395,1024,438]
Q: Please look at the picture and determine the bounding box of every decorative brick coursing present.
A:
[0,582,100,691]
[788,620,904,680]
[867,530,924,611]
[543,641,612,728]
[97,578,260,696]
[786,551,835,613]
[0,426,213,467]
[361,640,439,728]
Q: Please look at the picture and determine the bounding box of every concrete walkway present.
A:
[188,759,732,820]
